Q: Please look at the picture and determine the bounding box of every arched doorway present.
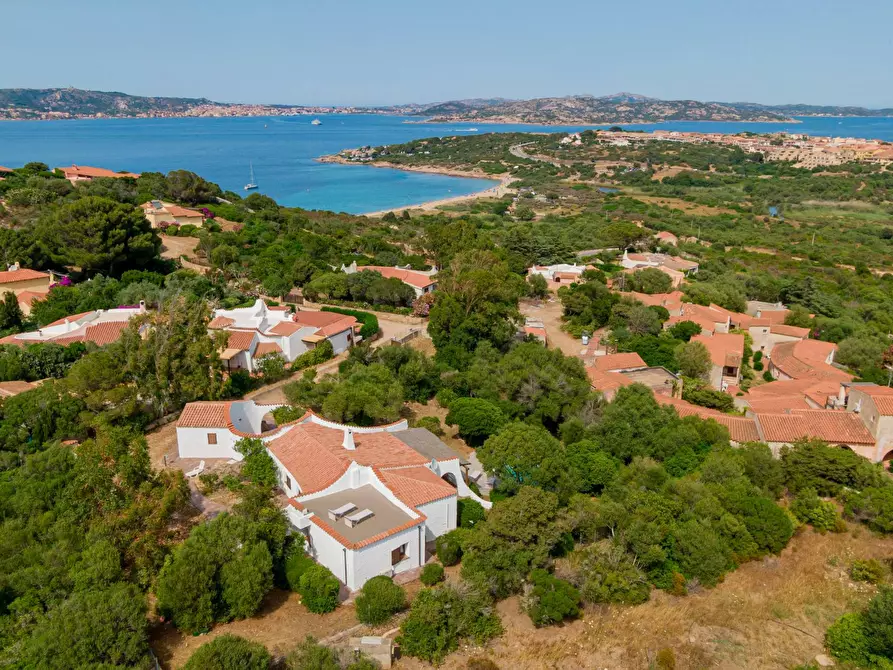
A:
[441,472,458,488]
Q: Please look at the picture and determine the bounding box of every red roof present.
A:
[46,311,93,327]
[226,330,256,351]
[293,311,356,336]
[376,466,457,507]
[177,402,233,428]
[757,409,874,445]
[253,342,282,359]
[770,324,811,339]
[591,353,647,372]
[59,165,140,179]
[771,340,849,382]
[0,268,49,285]
[0,166,13,174]
[267,423,431,494]
[268,321,302,336]
[357,266,436,289]
[16,290,46,307]
[208,316,235,330]
[854,385,893,416]
[164,205,202,218]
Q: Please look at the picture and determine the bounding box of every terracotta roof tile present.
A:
[770,340,850,382]
[757,410,875,445]
[59,165,140,179]
[854,385,893,415]
[656,395,760,443]
[226,330,256,351]
[293,311,357,329]
[770,324,811,339]
[81,321,130,346]
[253,342,282,359]
[46,311,93,327]
[376,466,457,507]
[0,268,49,284]
[208,316,235,329]
[177,402,233,428]
[692,333,744,368]
[591,353,647,372]
[357,266,436,289]
[269,321,302,336]
[15,290,46,307]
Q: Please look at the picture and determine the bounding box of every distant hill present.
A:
[730,101,893,118]
[408,94,794,124]
[0,88,217,119]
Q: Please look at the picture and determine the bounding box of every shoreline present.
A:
[404,116,801,126]
[318,155,514,216]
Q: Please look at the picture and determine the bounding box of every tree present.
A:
[354,575,407,624]
[210,244,239,271]
[668,320,702,342]
[0,291,24,331]
[445,397,507,446]
[675,340,712,379]
[21,583,149,669]
[567,440,620,494]
[183,635,272,670]
[40,196,161,276]
[321,363,404,426]
[421,562,445,586]
[257,352,288,382]
[477,423,571,496]
[526,273,549,299]
[166,169,223,204]
[602,221,648,251]
[624,268,673,294]
[236,438,278,488]
[570,541,651,605]
[863,585,893,658]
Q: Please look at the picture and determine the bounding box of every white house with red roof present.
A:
[210,300,358,373]
[56,165,140,183]
[176,400,489,590]
[341,262,437,297]
[692,333,744,391]
[140,200,205,228]
[0,302,147,347]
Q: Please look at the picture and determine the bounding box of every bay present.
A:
[1,114,892,214]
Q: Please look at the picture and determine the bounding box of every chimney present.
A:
[342,428,355,451]
[138,300,146,313]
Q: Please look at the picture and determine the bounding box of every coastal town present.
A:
[4,1,893,663]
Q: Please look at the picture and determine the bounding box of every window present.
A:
[207,433,217,445]
[285,475,292,489]
[391,544,408,566]
[723,366,738,377]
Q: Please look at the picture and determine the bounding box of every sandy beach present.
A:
[318,155,517,216]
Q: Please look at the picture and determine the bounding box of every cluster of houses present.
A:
[175,399,489,590]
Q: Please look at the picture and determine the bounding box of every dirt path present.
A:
[520,298,586,359]
[159,235,209,274]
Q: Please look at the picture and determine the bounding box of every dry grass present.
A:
[397,527,890,670]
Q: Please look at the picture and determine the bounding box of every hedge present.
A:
[321,306,379,339]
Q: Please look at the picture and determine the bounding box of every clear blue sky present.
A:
[5,0,892,107]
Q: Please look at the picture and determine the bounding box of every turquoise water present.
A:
[1,114,893,214]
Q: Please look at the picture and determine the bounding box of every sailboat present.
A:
[311,118,322,126]
[244,162,258,191]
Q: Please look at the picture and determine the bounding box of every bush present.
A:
[570,542,650,605]
[285,551,317,592]
[272,405,307,424]
[445,397,507,446]
[436,530,466,566]
[354,576,407,624]
[851,559,886,585]
[291,340,334,371]
[421,562,445,586]
[863,585,893,658]
[826,612,870,666]
[790,487,846,533]
[182,635,271,670]
[524,569,581,627]
[414,415,444,436]
[458,499,486,529]
[321,306,379,339]
[763,369,774,382]
[397,585,502,664]
[198,472,221,495]
[298,565,341,614]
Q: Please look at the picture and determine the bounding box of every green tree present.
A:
[321,363,404,425]
[624,268,673,294]
[668,320,702,342]
[183,635,272,670]
[236,438,279,488]
[570,541,651,605]
[526,273,549,299]
[477,423,571,496]
[525,569,581,627]
[0,291,24,331]
[445,397,507,446]
[675,340,712,380]
[40,196,161,276]
[299,565,341,614]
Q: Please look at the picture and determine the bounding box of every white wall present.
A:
[306,521,353,585]
[350,524,424,590]
[176,426,240,460]
[416,497,455,541]
[327,329,352,354]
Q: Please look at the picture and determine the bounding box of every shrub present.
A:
[763,369,774,382]
[414,415,444,436]
[524,569,581,627]
[298,565,341,614]
[354,576,407,624]
[458,499,486,529]
[790,487,845,533]
[421,562,445,586]
[291,340,334,370]
[570,542,650,605]
[435,387,457,409]
[182,635,271,670]
[271,405,307,424]
[851,559,886,585]
[198,472,221,495]
[826,612,870,666]
[862,585,893,658]
[321,306,379,339]
[445,397,507,446]
[285,551,317,592]
[656,648,676,670]
[436,529,466,566]
[467,658,500,670]
[397,585,502,664]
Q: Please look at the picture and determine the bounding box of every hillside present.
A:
[409,93,794,124]
[0,87,217,119]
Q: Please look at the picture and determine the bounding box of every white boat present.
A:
[311,118,322,126]
[244,162,258,191]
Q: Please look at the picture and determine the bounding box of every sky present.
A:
[4,0,893,108]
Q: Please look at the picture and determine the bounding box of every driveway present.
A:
[520,298,587,358]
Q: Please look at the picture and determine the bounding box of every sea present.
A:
[1,114,893,214]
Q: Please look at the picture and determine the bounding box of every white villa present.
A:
[527,263,596,284]
[0,302,148,347]
[209,300,359,373]
[176,399,489,590]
